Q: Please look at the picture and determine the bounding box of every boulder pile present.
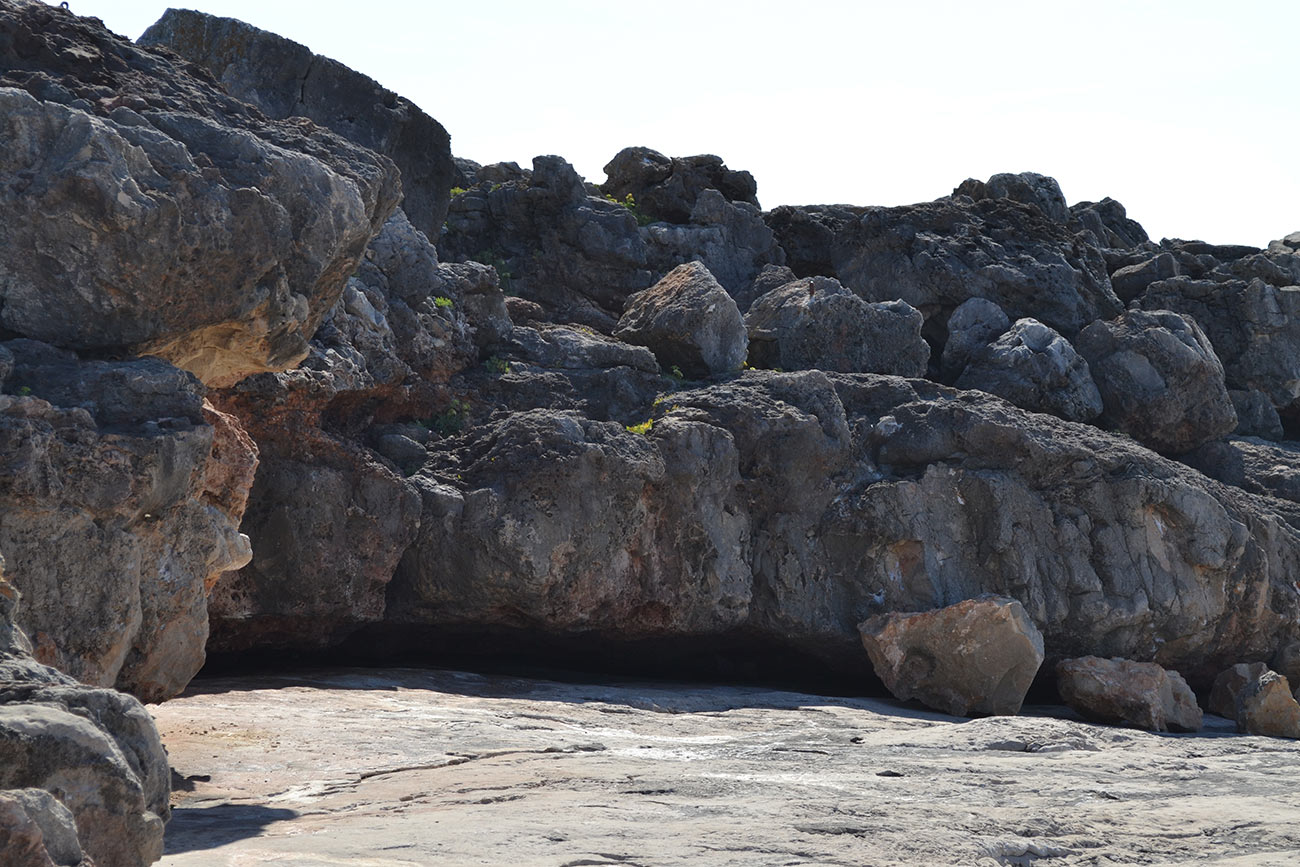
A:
[3,0,1300,859]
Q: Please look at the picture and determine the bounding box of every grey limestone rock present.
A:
[1230,389,1286,440]
[955,318,1102,423]
[745,277,928,376]
[859,596,1045,717]
[958,171,1070,223]
[941,297,1011,379]
[140,8,453,237]
[1209,662,1271,720]
[0,788,90,867]
[0,1,401,387]
[1110,252,1180,304]
[1075,309,1237,452]
[1068,198,1150,249]
[615,262,748,378]
[602,146,759,224]
[1056,656,1202,732]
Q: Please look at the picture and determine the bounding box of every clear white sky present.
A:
[49,1,1300,246]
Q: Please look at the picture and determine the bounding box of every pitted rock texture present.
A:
[140,8,453,237]
[1075,309,1237,453]
[0,556,169,867]
[615,261,748,378]
[859,597,1044,717]
[767,188,1121,336]
[941,297,1011,379]
[745,276,928,376]
[0,0,400,386]
[385,370,1300,687]
[601,146,760,224]
[954,318,1101,422]
[1055,656,1201,732]
[0,341,252,702]
[955,171,1070,223]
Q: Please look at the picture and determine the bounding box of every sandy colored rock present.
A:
[150,668,1300,866]
[858,596,1044,717]
[1055,656,1201,732]
[1236,671,1300,739]
[0,788,90,867]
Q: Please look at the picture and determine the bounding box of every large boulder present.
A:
[745,277,928,375]
[858,596,1045,717]
[615,262,747,378]
[940,297,1011,379]
[0,555,170,867]
[954,318,1102,423]
[140,9,452,238]
[0,342,253,702]
[767,178,1122,336]
[1055,656,1201,732]
[956,171,1070,223]
[0,0,401,387]
[1208,662,1271,719]
[1075,309,1237,452]
[1137,277,1300,429]
[1235,671,1300,739]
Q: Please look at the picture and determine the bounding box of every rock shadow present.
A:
[163,803,299,855]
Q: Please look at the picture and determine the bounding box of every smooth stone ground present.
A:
[150,668,1300,866]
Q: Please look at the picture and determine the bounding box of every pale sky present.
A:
[48,1,1300,246]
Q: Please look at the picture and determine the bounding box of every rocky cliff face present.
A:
[3,0,1300,858]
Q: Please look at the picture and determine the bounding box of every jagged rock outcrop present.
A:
[601,147,759,223]
[859,597,1044,717]
[0,0,401,387]
[955,172,1070,223]
[615,262,747,378]
[1075,309,1237,452]
[766,179,1122,337]
[140,9,453,238]
[205,211,505,653]
[1,555,170,867]
[745,277,928,376]
[1137,276,1300,433]
[381,370,1300,686]
[954,318,1102,422]
[0,342,253,702]
[940,297,1011,379]
[1055,656,1202,732]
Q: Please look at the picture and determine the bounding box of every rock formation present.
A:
[1055,656,1202,732]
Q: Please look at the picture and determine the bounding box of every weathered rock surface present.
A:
[0,788,90,867]
[0,0,401,386]
[0,342,252,701]
[767,180,1122,336]
[601,146,759,224]
[745,277,928,376]
[1208,661,1271,720]
[940,297,1011,380]
[956,171,1070,223]
[152,668,1300,866]
[380,370,1300,687]
[1,555,170,867]
[1055,656,1201,732]
[1075,309,1237,452]
[1137,276,1300,429]
[140,8,453,237]
[859,597,1044,717]
[1235,670,1300,739]
[1068,197,1150,249]
[615,262,748,378]
[954,318,1102,422]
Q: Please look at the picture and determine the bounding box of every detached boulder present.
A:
[958,171,1069,223]
[140,8,453,236]
[941,298,1011,378]
[602,146,759,224]
[955,319,1102,422]
[615,262,747,378]
[1075,309,1237,452]
[745,277,927,375]
[1208,662,1270,719]
[1236,671,1300,739]
[858,597,1044,717]
[1055,656,1201,732]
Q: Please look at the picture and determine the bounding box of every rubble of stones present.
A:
[1,1,1300,862]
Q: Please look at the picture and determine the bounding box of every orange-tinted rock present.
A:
[1208,662,1271,720]
[1056,657,1201,732]
[1236,671,1300,739]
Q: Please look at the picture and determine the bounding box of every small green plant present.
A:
[431,398,471,436]
[625,418,654,436]
[449,186,468,197]
[17,385,32,396]
[484,356,509,375]
[433,295,455,310]
[669,365,685,381]
[604,192,656,227]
